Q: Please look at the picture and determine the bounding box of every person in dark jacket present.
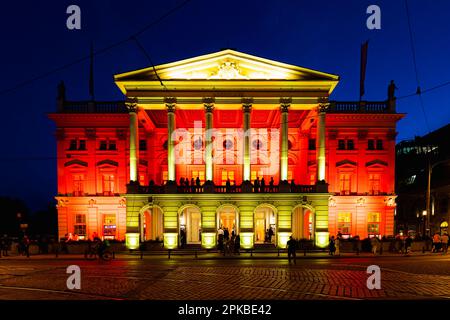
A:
[287,236,297,264]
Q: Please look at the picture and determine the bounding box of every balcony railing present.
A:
[328,101,393,113]
[132,183,318,194]
[60,101,128,113]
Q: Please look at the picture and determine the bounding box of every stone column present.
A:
[203,97,215,192]
[316,98,328,192]
[165,97,177,184]
[126,98,139,183]
[242,98,253,182]
[279,98,291,191]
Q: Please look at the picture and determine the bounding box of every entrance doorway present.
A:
[142,207,163,241]
[180,207,201,244]
[254,206,276,244]
[217,206,238,236]
[292,207,314,240]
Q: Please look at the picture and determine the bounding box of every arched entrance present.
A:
[254,205,277,244]
[217,205,239,236]
[292,206,314,240]
[141,206,163,241]
[179,206,202,244]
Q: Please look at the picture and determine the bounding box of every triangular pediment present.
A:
[115,49,339,82]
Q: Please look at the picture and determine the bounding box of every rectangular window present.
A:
[339,173,351,195]
[221,170,235,185]
[192,171,205,184]
[103,214,116,239]
[108,140,116,151]
[102,174,115,195]
[337,213,352,234]
[139,140,147,151]
[338,140,346,150]
[368,173,381,195]
[308,139,316,150]
[78,140,86,150]
[99,140,107,150]
[73,174,84,196]
[347,140,355,150]
[310,174,315,186]
[69,140,77,150]
[368,139,375,150]
[74,214,86,236]
[162,171,168,183]
[376,139,383,150]
[251,170,264,182]
[367,212,380,234]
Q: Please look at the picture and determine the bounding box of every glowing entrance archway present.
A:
[217,204,239,236]
[179,205,202,244]
[140,206,164,242]
[254,204,277,245]
[292,205,314,240]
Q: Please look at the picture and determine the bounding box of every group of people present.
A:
[178,177,202,192]
[432,232,449,254]
[0,234,11,257]
[217,227,240,255]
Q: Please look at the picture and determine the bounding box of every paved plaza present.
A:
[0,253,449,300]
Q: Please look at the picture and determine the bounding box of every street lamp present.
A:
[422,210,427,237]
[426,158,450,237]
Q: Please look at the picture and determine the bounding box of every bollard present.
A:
[168,249,171,259]
[304,248,306,256]
[250,249,253,257]
[140,250,144,260]
[422,246,425,253]
[195,250,198,259]
[112,251,115,259]
[277,249,280,257]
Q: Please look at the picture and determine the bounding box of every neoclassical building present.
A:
[49,49,403,249]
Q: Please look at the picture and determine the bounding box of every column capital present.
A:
[280,97,292,112]
[125,97,138,113]
[242,97,253,112]
[165,97,177,112]
[203,97,215,112]
[318,97,330,113]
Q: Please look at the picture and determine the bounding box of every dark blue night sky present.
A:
[0,0,449,211]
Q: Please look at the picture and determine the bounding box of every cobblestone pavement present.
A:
[0,254,449,300]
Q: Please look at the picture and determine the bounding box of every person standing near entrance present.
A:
[268,227,274,243]
[217,227,224,252]
[224,228,229,241]
[287,236,297,264]
[335,235,340,256]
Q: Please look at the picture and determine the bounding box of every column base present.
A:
[241,180,253,193]
[203,180,215,193]
[164,180,178,193]
[279,180,291,193]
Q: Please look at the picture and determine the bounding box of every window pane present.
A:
[376,140,383,150]
[347,140,354,150]
[338,140,345,150]
[308,139,316,150]
[78,140,86,150]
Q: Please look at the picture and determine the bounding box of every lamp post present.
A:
[426,158,450,237]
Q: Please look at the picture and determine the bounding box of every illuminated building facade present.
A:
[49,50,403,249]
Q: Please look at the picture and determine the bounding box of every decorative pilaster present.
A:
[203,97,215,190]
[126,98,139,183]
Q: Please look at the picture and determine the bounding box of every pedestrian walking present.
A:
[432,233,441,253]
[441,233,449,254]
[371,236,380,255]
[234,234,240,255]
[405,235,413,255]
[335,236,340,256]
[287,236,297,264]
[329,236,336,255]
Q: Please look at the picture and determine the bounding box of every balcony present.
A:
[129,182,320,194]
[328,101,394,113]
[60,101,128,113]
